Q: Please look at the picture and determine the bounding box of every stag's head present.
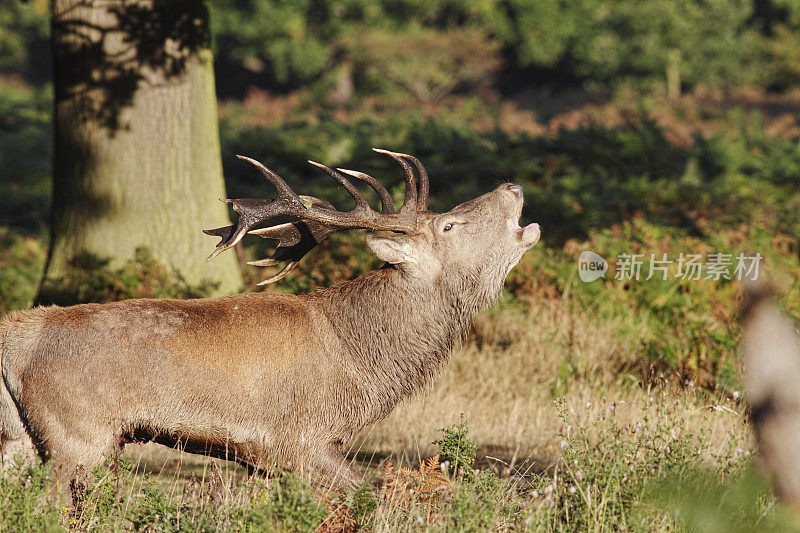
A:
[205,150,540,294]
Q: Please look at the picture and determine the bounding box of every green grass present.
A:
[0,403,791,532]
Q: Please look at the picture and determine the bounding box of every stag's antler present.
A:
[204,149,430,284]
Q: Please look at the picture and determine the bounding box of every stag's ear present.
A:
[365,234,417,264]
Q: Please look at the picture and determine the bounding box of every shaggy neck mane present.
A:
[312,265,494,414]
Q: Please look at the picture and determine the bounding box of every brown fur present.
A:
[0,184,540,492]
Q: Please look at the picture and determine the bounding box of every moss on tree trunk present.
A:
[39,0,242,304]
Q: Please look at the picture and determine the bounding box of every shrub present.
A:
[446,470,501,531]
[432,417,477,480]
[0,228,45,315]
[0,459,62,531]
[340,26,501,103]
[72,459,135,531]
[129,481,183,532]
[0,84,52,232]
[36,247,218,306]
[240,474,327,532]
[524,394,745,530]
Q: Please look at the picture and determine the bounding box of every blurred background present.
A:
[2,1,800,528]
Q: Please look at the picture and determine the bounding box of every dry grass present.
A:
[357,293,750,470]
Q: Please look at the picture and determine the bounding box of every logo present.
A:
[578,251,608,282]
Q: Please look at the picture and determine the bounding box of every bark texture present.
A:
[40,0,241,303]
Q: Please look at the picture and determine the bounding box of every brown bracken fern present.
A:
[379,455,453,523]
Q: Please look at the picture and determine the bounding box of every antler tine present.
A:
[204,196,304,261]
[236,155,298,198]
[247,217,338,285]
[372,148,417,214]
[256,261,299,285]
[336,168,396,214]
[398,153,429,212]
[204,157,308,261]
[307,161,370,211]
[304,160,414,232]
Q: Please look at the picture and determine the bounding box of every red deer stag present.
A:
[0,149,540,494]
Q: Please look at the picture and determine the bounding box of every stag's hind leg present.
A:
[0,383,36,470]
[0,432,36,471]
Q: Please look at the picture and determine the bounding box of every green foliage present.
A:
[206,0,798,95]
[0,409,783,532]
[0,84,52,232]
[129,481,183,531]
[210,0,504,99]
[0,0,48,69]
[76,459,136,531]
[524,395,745,530]
[433,417,477,479]
[348,482,379,526]
[0,459,328,531]
[430,418,524,530]
[5,0,800,93]
[446,470,501,531]
[573,0,761,90]
[0,228,45,315]
[339,26,500,103]
[649,466,798,531]
[37,247,218,306]
[255,473,328,532]
[0,458,63,532]
[233,474,327,532]
[211,0,335,85]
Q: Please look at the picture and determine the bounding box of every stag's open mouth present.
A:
[520,222,540,246]
[511,213,540,246]
[506,184,541,247]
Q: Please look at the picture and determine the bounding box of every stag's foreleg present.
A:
[217,439,365,492]
[299,442,366,493]
[24,412,121,505]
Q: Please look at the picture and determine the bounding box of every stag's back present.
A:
[0,294,357,450]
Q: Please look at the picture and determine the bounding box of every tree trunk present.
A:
[39,0,242,303]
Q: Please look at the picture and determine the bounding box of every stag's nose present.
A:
[506,184,523,200]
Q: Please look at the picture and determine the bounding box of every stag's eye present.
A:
[443,223,454,232]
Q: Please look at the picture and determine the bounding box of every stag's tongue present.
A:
[521,223,540,246]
